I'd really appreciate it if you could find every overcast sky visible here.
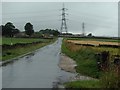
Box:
[1,2,118,36]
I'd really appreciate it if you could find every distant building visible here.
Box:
[42,34,54,38]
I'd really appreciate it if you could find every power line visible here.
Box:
[69,10,116,20]
[69,13,117,25]
[69,19,117,29]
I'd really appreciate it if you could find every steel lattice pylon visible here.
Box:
[60,3,68,34]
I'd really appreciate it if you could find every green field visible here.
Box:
[2,37,56,61]
[2,37,47,45]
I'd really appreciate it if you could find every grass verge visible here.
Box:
[62,39,101,78]
[65,80,100,88]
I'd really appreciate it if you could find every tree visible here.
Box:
[24,22,34,37]
[2,22,20,37]
[0,25,3,36]
[13,28,20,35]
[39,29,60,36]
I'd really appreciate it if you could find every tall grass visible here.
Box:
[100,71,120,88]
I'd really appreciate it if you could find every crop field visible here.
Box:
[2,37,49,45]
[67,40,119,46]
[67,38,120,42]
[66,39,119,61]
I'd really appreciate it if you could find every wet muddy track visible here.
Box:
[2,38,75,88]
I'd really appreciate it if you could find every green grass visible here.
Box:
[2,37,47,45]
[65,80,101,88]
[62,40,101,78]
[99,70,120,88]
[2,38,56,61]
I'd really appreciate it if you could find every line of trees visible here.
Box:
[1,22,34,37]
[0,22,60,38]
[39,29,60,36]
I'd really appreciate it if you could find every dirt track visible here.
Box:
[58,53,77,73]
[59,53,96,81]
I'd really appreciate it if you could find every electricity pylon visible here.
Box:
[60,3,68,34]
[82,22,85,36]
